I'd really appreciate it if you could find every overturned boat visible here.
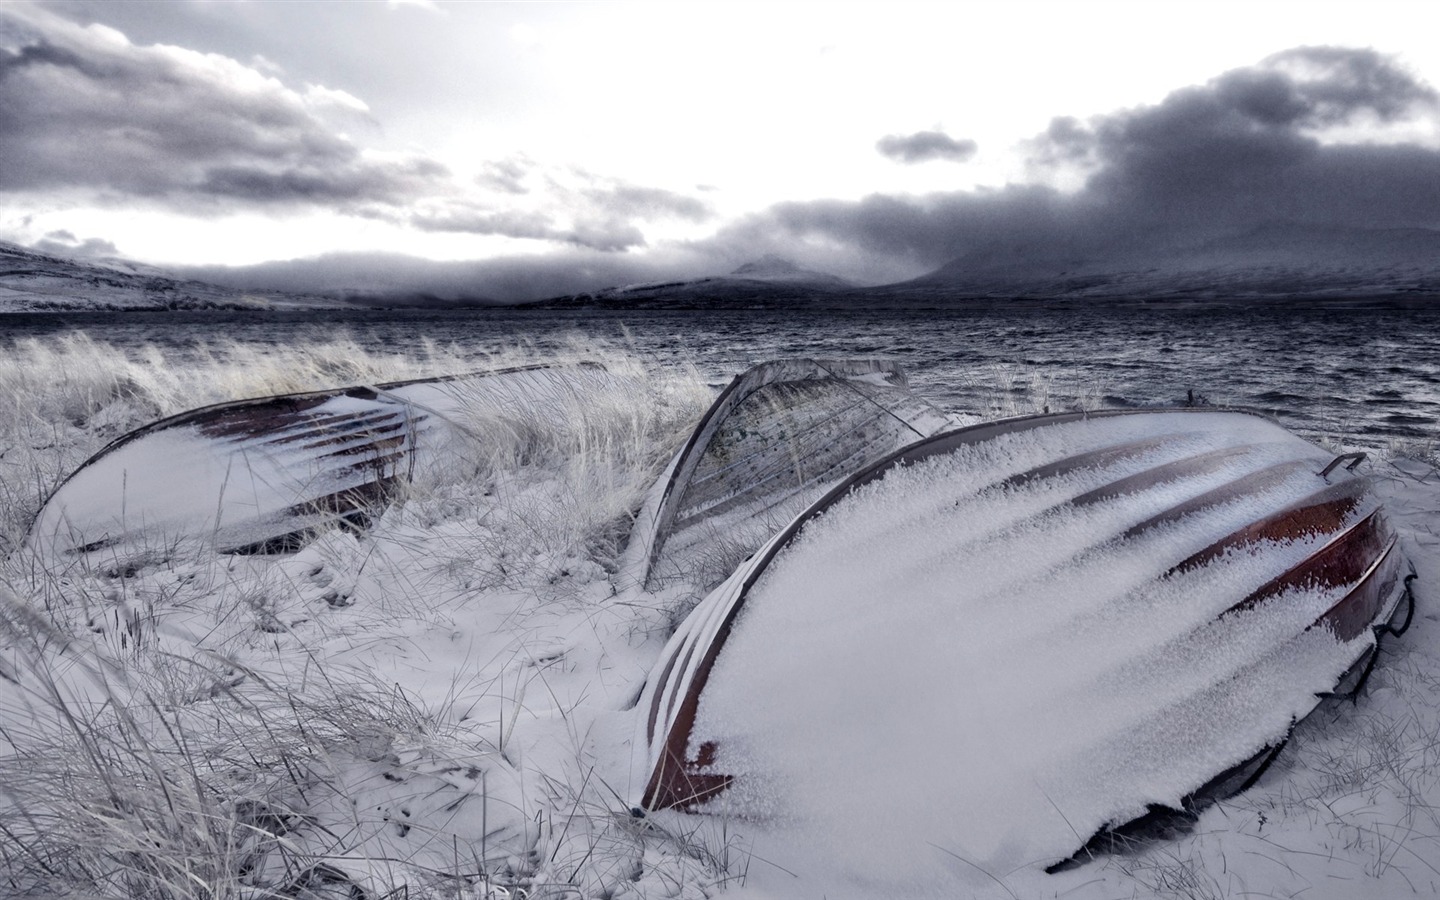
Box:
[26,363,617,568]
[622,358,953,591]
[631,408,1414,869]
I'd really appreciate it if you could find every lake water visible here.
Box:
[3,305,1438,452]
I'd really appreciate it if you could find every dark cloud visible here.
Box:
[0,36,91,78]
[412,172,711,251]
[1074,46,1440,233]
[719,47,1440,282]
[876,130,978,164]
[409,206,648,251]
[1256,46,1437,124]
[582,183,712,222]
[477,157,534,195]
[0,7,446,210]
[710,185,1078,285]
[1028,116,1095,168]
[0,7,702,256]
[410,209,558,241]
[32,229,118,258]
[198,159,446,204]
[564,218,646,252]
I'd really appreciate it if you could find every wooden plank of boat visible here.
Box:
[25,363,614,569]
[629,408,1412,869]
[621,358,953,591]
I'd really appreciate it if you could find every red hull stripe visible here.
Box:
[1222,509,1393,620]
[1168,478,1369,576]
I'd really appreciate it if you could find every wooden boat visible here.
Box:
[26,363,616,569]
[630,408,1414,866]
[621,358,952,591]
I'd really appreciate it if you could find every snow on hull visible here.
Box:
[631,409,1411,873]
[623,358,953,591]
[25,364,616,569]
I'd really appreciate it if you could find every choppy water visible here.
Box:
[3,305,1438,452]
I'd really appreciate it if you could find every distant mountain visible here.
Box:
[881,224,1440,305]
[537,255,855,309]
[727,254,852,286]
[539,228,1440,310]
[11,223,1436,315]
[0,241,354,313]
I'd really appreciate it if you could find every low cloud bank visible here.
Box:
[713,47,1440,284]
[183,247,715,305]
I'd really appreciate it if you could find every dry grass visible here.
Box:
[10,334,1431,900]
[0,585,448,899]
[0,335,724,899]
[0,332,482,552]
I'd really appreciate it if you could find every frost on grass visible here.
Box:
[0,332,479,552]
[1,335,1438,900]
[0,334,725,899]
[27,364,647,571]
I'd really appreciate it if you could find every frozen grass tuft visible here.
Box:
[0,584,461,900]
[0,334,723,899]
[395,357,712,588]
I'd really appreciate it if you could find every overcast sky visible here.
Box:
[2,0,1439,300]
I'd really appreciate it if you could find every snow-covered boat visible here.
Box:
[26,363,617,569]
[621,358,953,591]
[630,408,1415,867]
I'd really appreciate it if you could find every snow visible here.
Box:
[26,366,631,567]
[1,347,1438,900]
[632,359,960,593]
[647,413,1415,896]
[642,456,1438,898]
[0,240,347,312]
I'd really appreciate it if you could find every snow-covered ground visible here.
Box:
[0,240,350,312]
[0,335,1436,899]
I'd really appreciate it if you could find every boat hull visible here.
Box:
[26,364,616,568]
[630,408,1412,867]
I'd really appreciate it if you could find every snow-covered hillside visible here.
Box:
[535,228,1440,309]
[542,256,855,309]
[0,241,354,312]
[894,224,1440,304]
